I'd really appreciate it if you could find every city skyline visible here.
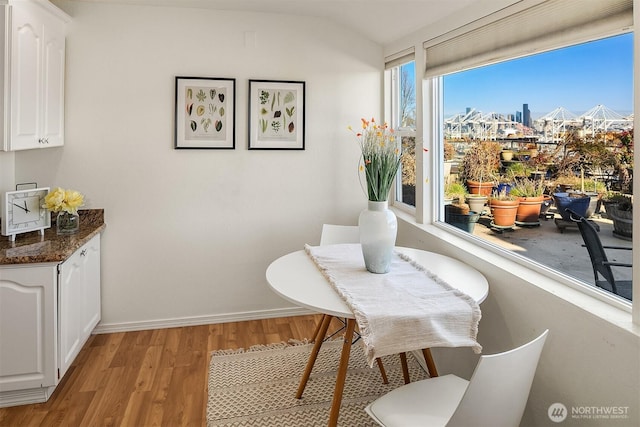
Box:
[443,32,633,119]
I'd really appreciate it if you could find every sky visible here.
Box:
[442,33,633,119]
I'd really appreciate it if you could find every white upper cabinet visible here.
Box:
[2,0,70,151]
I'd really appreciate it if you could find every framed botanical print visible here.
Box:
[175,77,235,149]
[248,80,305,150]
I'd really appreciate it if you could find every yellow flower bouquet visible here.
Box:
[350,118,401,202]
[43,187,85,214]
[44,187,84,235]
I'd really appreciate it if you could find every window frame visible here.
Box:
[386,62,418,212]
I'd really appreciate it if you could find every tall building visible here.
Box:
[516,111,522,123]
[523,103,531,127]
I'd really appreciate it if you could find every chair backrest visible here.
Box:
[566,209,619,293]
[320,224,359,245]
[447,330,549,427]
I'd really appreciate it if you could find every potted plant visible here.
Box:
[552,192,591,221]
[509,178,546,224]
[505,162,531,181]
[602,193,633,239]
[460,140,501,196]
[444,202,481,233]
[501,149,514,161]
[465,194,487,215]
[553,174,605,217]
[489,188,519,228]
[445,181,467,205]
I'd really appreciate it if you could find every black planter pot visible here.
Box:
[445,205,480,233]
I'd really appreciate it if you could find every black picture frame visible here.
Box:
[248,80,305,150]
[175,76,236,149]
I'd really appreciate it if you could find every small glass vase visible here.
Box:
[57,211,80,235]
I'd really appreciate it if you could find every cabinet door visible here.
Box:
[58,234,101,379]
[41,12,65,147]
[80,234,101,338]
[9,2,43,150]
[58,248,83,379]
[6,0,66,151]
[0,265,57,392]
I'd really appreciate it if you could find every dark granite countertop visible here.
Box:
[0,209,105,265]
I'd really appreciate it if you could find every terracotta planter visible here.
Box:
[466,180,495,196]
[515,195,544,223]
[489,199,519,227]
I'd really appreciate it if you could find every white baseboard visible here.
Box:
[92,307,313,334]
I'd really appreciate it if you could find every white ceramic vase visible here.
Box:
[358,200,397,274]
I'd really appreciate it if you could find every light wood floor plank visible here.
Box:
[0,314,325,426]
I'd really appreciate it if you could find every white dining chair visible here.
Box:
[316,223,361,344]
[319,223,360,245]
[365,329,549,427]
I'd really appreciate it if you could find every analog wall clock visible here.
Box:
[1,187,51,241]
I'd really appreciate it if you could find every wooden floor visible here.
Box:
[0,314,337,427]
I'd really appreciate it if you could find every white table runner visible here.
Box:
[305,243,482,366]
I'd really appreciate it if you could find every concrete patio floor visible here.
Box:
[470,208,633,287]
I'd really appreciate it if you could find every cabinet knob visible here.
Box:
[38,138,49,144]
[80,249,87,257]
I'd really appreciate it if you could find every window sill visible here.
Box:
[393,207,640,333]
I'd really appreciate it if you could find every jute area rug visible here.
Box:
[206,340,429,426]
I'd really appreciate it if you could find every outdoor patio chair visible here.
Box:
[365,330,549,427]
[567,209,632,301]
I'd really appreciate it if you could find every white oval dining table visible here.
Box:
[266,246,489,427]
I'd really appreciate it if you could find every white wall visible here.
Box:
[11,0,382,329]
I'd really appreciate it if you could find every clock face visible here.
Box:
[10,195,42,226]
[2,187,51,238]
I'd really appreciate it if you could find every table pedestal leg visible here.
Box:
[296,314,333,399]
[328,318,356,427]
[422,348,439,377]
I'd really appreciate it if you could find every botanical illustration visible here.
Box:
[184,85,228,141]
[256,88,297,141]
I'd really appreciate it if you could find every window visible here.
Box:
[382,0,636,307]
[436,33,633,301]
[387,61,417,207]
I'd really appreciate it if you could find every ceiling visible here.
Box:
[69,0,513,45]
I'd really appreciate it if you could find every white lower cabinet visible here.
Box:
[0,234,101,407]
[0,264,57,404]
[58,234,101,379]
